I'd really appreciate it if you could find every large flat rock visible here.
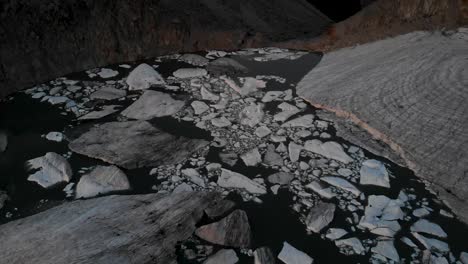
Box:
[0,191,221,264]
[297,29,468,222]
[69,121,209,169]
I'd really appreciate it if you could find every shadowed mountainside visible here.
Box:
[0,0,331,98]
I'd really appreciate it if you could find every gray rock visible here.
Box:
[126,63,165,90]
[121,90,185,120]
[305,202,335,233]
[359,159,390,188]
[0,192,221,264]
[78,105,120,120]
[304,140,353,164]
[267,172,294,185]
[207,58,248,75]
[0,131,7,152]
[410,219,447,238]
[204,249,238,264]
[26,152,72,188]
[218,169,267,195]
[90,86,126,100]
[75,165,130,199]
[69,121,208,169]
[173,68,207,79]
[254,247,276,264]
[195,209,252,248]
[179,54,209,66]
[278,242,313,264]
[240,148,262,166]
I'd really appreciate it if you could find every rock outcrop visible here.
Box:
[0,0,331,98]
[296,28,468,222]
[281,0,468,51]
[0,191,221,264]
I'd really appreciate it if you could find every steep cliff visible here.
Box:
[0,0,331,98]
[281,0,468,51]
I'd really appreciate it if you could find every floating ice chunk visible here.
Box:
[45,132,64,142]
[278,242,313,264]
[126,63,165,90]
[218,169,266,194]
[304,140,353,164]
[359,159,390,188]
[410,219,447,238]
[321,176,361,196]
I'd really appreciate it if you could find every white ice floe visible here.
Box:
[371,240,400,262]
[75,165,130,199]
[26,152,72,188]
[45,132,64,142]
[321,176,361,196]
[218,169,266,194]
[126,63,165,90]
[240,148,262,166]
[304,140,353,164]
[335,237,365,255]
[410,219,447,238]
[278,242,313,264]
[282,115,315,128]
[359,159,390,188]
[173,68,207,79]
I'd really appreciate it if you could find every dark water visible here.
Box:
[1,51,467,263]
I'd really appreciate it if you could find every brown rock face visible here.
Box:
[0,0,331,98]
[281,0,468,51]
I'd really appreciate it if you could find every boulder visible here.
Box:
[75,165,131,199]
[0,192,221,264]
[69,121,209,169]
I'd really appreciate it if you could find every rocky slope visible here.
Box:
[0,0,330,98]
[281,0,468,51]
